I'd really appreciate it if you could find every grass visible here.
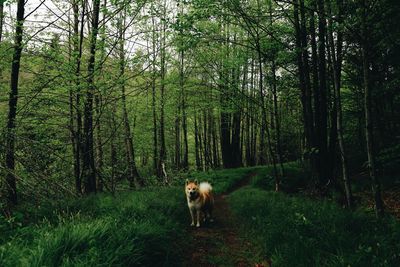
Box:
[1,163,399,266]
[250,161,309,192]
[186,167,256,193]
[227,163,400,267]
[0,167,251,267]
[0,188,188,267]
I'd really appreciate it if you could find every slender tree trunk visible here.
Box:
[219,23,233,168]
[331,0,352,207]
[327,44,338,188]
[327,0,351,202]
[4,0,25,207]
[269,2,284,177]
[257,46,267,165]
[0,1,3,81]
[110,107,117,194]
[0,1,4,43]
[271,59,284,178]
[70,0,86,194]
[94,0,108,192]
[362,1,384,217]
[246,58,256,166]
[194,113,201,170]
[298,0,314,149]
[309,2,320,182]
[82,0,101,194]
[94,92,103,191]
[317,0,329,185]
[174,107,181,169]
[198,114,205,170]
[119,10,142,188]
[294,0,315,180]
[151,11,158,172]
[157,0,167,181]
[181,49,189,170]
[67,5,78,196]
[211,114,219,168]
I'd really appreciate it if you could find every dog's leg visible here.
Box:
[208,208,214,223]
[209,211,214,223]
[196,210,201,227]
[190,208,195,226]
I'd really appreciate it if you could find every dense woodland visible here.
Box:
[0,0,400,214]
[1,0,400,266]
[1,0,400,216]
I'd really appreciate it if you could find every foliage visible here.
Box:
[0,188,188,266]
[187,167,255,193]
[229,187,400,267]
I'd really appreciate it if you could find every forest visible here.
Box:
[0,0,399,266]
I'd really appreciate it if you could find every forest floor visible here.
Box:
[183,172,268,267]
[357,185,400,219]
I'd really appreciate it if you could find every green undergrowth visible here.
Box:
[0,188,187,267]
[186,166,256,194]
[228,187,400,267]
[178,161,308,194]
[2,163,399,267]
[250,161,309,192]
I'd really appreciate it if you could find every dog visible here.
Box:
[185,179,214,227]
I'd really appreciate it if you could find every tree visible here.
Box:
[118,4,143,188]
[4,0,25,207]
[361,0,384,217]
[82,0,101,194]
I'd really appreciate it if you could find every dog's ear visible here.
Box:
[194,179,198,185]
[185,179,189,185]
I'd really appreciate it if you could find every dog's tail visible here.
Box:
[199,182,213,194]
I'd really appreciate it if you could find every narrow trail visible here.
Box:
[184,173,258,267]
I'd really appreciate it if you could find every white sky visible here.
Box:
[2,0,178,61]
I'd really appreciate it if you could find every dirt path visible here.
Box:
[184,173,258,267]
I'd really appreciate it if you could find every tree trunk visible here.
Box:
[294,0,315,181]
[362,1,384,217]
[334,0,352,208]
[70,0,86,194]
[82,0,101,194]
[309,2,320,183]
[94,0,107,192]
[327,0,352,205]
[157,0,167,180]
[118,12,142,188]
[109,107,117,194]
[317,0,329,186]
[194,113,202,170]
[0,1,4,43]
[181,49,189,170]
[151,11,158,173]
[94,94,103,191]
[4,0,25,207]
[174,108,181,169]
[257,47,267,165]
[271,59,285,178]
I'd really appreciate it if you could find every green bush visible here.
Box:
[0,188,188,267]
[187,167,255,193]
[228,187,400,267]
[250,162,310,192]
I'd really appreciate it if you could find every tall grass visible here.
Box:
[187,167,256,193]
[229,187,400,266]
[0,188,188,266]
[2,163,399,266]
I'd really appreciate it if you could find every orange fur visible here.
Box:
[185,180,214,227]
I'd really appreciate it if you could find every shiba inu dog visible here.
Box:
[185,179,214,227]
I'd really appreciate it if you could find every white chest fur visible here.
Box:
[187,197,201,210]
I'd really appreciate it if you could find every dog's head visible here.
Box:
[185,179,199,200]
